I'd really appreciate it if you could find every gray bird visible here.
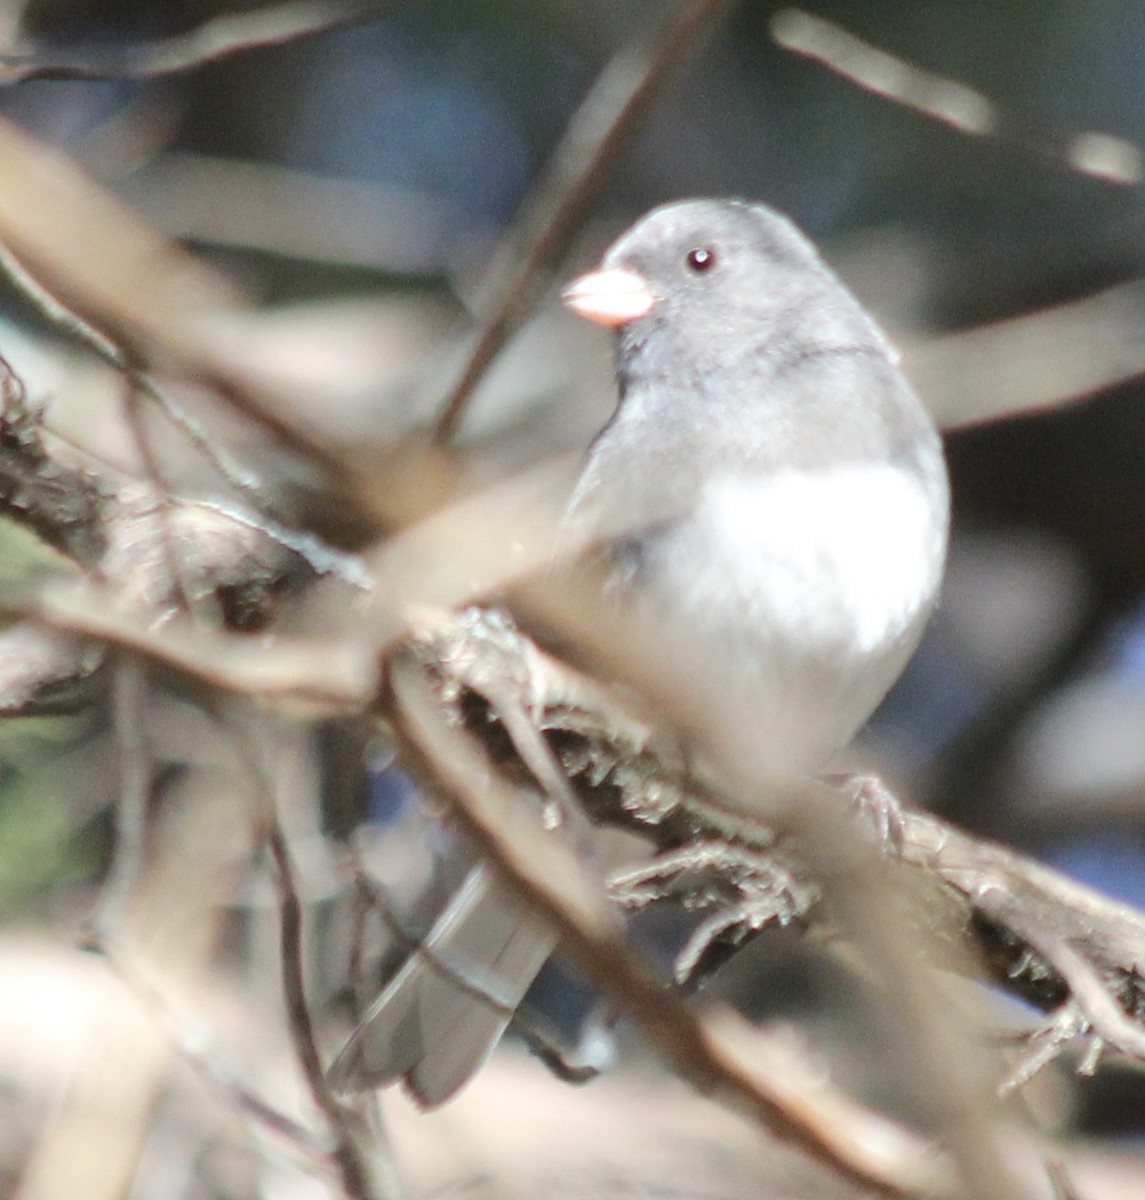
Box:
[327,198,949,1105]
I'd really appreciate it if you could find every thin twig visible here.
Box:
[0,242,273,507]
[90,653,153,938]
[353,870,524,1017]
[1046,1159,1085,1200]
[431,0,737,443]
[350,843,584,1086]
[999,1006,1085,1097]
[118,376,196,618]
[976,886,1145,1064]
[0,242,123,361]
[0,0,402,83]
[94,938,331,1157]
[233,711,388,1200]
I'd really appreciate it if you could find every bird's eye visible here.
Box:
[686,246,716,272]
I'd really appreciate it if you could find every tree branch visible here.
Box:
[431,0,737,443]
[0,0,402,83]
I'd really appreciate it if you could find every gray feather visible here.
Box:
[327,865,556,1106]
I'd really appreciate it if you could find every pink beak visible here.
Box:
[562,266,657,328]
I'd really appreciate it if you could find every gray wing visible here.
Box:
[326,864,556,1107]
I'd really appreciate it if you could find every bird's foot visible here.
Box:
[828,771,909,855]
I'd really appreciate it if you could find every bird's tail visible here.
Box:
[327,864,556,1107]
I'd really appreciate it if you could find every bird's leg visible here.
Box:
[608,841,775,910]
[609,841,817,990]
[826,771,910,853]
[997,1002,1087,1098]
[672,902,776,991]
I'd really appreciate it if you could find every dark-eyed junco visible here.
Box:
[562,199,948,781]
[328,198,949,1105]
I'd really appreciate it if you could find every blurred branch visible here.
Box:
[0,354,377,709]
[388,644,954,1200]
[96,941,331,1157]
[0,114,241,356]
[236,713,392,1200]
[398,609,1145,1107]
[16,752,255,1200]
[0,0,402,83]
[119,153,493,277]
[431,0,737,443]
[0,242,272,505]
[772,8,1144,186]
[907,278,1145,428]
[90,655,154,937]
[32,578,377,708]
[0,619,104,714]
[0,115,367,495]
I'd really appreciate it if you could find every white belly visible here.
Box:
[627,464,947,777]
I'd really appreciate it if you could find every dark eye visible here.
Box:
[686,246,716,272]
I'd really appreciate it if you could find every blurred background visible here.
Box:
[4,0,1145,1196]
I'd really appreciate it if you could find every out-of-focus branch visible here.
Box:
[0,244,272,506]
[0,0,402,83]
[905,278,1145,428]
[90,655,154,937]
[772,9,1144,185]
[0,619,104,714]
[96,941,331,1157]
[0,354,107,566]
[16,748,256,1200]
[31,579,377,709]
[235,713,392,1200]
[388,646,955,1200]
[119,153,492,277]
[401,608,1145,1097]
[0,115,241,360]
[0,355,377,712]
[0,115,365,492]
[431,0,737,443]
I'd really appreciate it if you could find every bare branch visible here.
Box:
[0,352,107,566]
[0,117,362,492]
[94,939,331,1159]
[0,619,104,714]
[121,153,492,276]
[431,0,737,443]
[0,243,297,509]
[0,0,402,83]
[90,654,154,938]
[407,607,1145,1096]
[118,378,197,618]
[31,577,377,708]
[772,9,1144,185]
[907,278,1145,429]
[234,711,393,1200]
[388,647,954,1200]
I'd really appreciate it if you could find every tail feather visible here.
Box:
[327,865,556,1107]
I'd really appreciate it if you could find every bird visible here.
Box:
[560,199,949,783]
[326,198,950,1106]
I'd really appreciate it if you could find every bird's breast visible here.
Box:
[618,461,948,769]
[681,463,947,657]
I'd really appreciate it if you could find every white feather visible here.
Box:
[631,463,946,775]
[696,464,945,656]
